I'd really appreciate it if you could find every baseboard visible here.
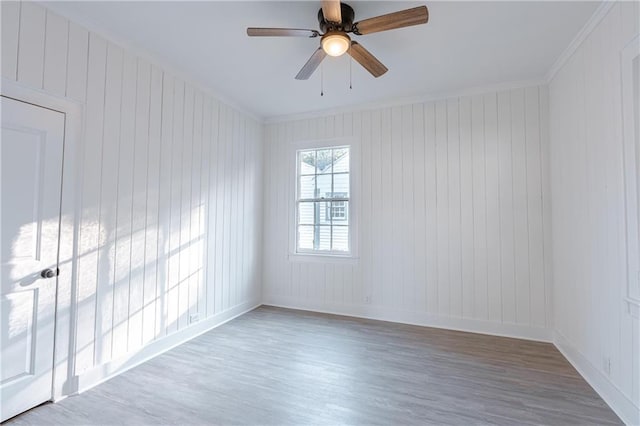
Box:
[553,330,639,426]
[74,300,261,395]
[263,296,552,342]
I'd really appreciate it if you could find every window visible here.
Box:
[296,146,350,254]
[326,193,347,221]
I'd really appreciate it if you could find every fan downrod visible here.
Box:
[318,2,355,33]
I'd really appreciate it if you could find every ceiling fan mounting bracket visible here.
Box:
[318,2,355,33]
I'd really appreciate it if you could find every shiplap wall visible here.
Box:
[1,1,262,383]
[263,85,552,338]
[549,2,639,422]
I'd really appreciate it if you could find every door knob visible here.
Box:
[41,268,58,279]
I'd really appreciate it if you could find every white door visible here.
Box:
[0,96,65,422]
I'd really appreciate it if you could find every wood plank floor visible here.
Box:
[9,306,621,425]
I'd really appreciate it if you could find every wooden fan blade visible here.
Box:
[295,47,327,80]
[247,28,319,37]
[354,6,428,35]
[321,0,342,23]
[348,41,388,78]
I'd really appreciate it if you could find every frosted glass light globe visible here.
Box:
[322,32,350,57]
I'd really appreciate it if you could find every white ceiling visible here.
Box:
[45,1,599,119]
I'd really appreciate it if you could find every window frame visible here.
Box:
[288,137,359,263]
[326,194,348,221]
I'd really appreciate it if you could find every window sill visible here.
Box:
[288,253,359,265]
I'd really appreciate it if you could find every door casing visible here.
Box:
[1,78,84,402]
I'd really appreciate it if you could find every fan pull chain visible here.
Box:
[349,44,353,90]
[320,62,324,96]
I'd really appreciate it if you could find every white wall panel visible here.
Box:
[142,65,164,345]
[471,95,488,320]
[1,1,20,80]
[112,51,137,360]
[446,100,461,318]
[17,2,46,88]
[497,91,517,324]
[1,1,263,390]
[263,85,551,336]
[42,10,68,96]
[424,104,438,315]
[75,32,107,373]
[549,3,639,423]
[65,22,88,102]
[484,93,501,323]
[459,97,474,319]
[156,73,175,340]
[511,88,529,325]
[94,42,123,366]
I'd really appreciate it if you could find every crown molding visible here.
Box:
[264,78,546,124]
[545,0,616,84]
[40,0,615,126]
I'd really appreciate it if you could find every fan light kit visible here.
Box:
[321,31,351,57]
[247,0,429,88]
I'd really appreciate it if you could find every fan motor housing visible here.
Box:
[318,2,355,33]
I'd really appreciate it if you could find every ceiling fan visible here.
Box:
[247,1,429,80]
